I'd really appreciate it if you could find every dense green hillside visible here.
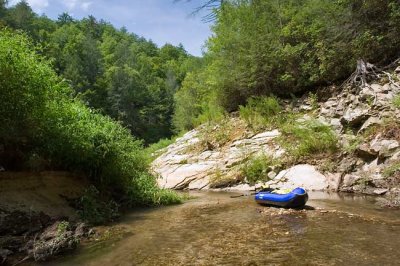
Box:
[0,29,180,205]
[1,0,399,204]
[173,0,400,132]
[0,0,201,143]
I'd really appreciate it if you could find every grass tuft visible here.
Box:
[279,119,338,160]
[241,154,280,185]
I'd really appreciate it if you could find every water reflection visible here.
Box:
[47,191,400,266]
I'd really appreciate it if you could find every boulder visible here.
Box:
[370,84,384,93]
[267,164,330,191]
[251,130,280,140]
[360,86,375,97]
[356,143,377,160]
[359,117,381,133]
[152,125,283,190]
[0,249,12,264]
[337,157,358,173]
[373,188,389,195]
[340,107,370,127]
[370,139,400,158]
[188,176,210,190]
[325,173,342,191]
[342,174,361,187]
[157,163,217,189]
[223,183,256,191]
[329,118,343,132]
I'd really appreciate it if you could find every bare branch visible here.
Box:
[174,0,223,22]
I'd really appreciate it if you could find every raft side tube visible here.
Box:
[254,187,308,208]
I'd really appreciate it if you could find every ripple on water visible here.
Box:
[48,192,400,266]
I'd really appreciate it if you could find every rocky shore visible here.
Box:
[0,172,91,265]
[152,66,400,207]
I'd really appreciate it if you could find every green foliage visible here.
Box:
[78,186,119,225]
[144,137,176,162]
[309,93,319,110]
[57,221,70,236]
[239,96,282,131]
[280,119,338,160]
[1,4,198,144]
[182,0,400,114]
[241,154,278,185]
[393,95,400,108]
[342,134,363,154]
[383,161,400,178]
[172,64,226,133]
[0,30,181,208]
[126,172,183,206]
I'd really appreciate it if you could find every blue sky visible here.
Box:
[8,0,213,56]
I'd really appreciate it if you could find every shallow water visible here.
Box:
[46,192,400,266]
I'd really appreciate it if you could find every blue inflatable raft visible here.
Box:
[255,187,308,208]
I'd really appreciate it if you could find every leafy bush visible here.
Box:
[393,95,400,108]
[78,186,119,225]
[383,161,400,178]
[0,29,181,207]
[239,96,283,131]
[280,119,338,160]
[241,154,279,185]
[198,118,238,149]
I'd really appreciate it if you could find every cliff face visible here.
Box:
[152,66,400,206]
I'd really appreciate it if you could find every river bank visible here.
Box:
[43,191,400,266]
[0,172,92,265]
[152,68,400,207]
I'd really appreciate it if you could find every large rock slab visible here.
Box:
[266,164,334,191]
[340,107,370,127]
[370,139,400,158]
[157,163,217,189]
[152,128,282,190]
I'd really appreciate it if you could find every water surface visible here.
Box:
[47,192,400,266]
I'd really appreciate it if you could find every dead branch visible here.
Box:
[341,58,400,90]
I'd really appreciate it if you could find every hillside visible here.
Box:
[152,65,400,207]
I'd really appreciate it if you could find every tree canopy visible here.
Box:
[0,3,197,143]
[172,0,400,132]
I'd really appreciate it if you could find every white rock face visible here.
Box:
[152,77,400,194]
[152,128,283,190]
[265,164,336,191]
[370,139,400,158]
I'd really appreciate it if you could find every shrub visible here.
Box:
[144,138,176,162]
[78,186,119,225]
[392,95,400,108]
[239,96,283,131]
[280,119,338,160]
[383,161,400,178]
[241,154,279,185]
[0,29,181,207]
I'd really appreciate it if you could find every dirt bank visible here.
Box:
[0,172,90,265]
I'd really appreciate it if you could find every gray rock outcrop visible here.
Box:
[152,68,400,200]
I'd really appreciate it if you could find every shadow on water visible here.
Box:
[44,191,400,266]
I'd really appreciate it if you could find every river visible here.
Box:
[45,191,400,266]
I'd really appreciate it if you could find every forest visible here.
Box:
[1,0,400,205]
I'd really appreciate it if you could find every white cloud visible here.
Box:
[9,0,49,13]
[60,0,92,12]
[81,1,93,12]
[61,0,78,10]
